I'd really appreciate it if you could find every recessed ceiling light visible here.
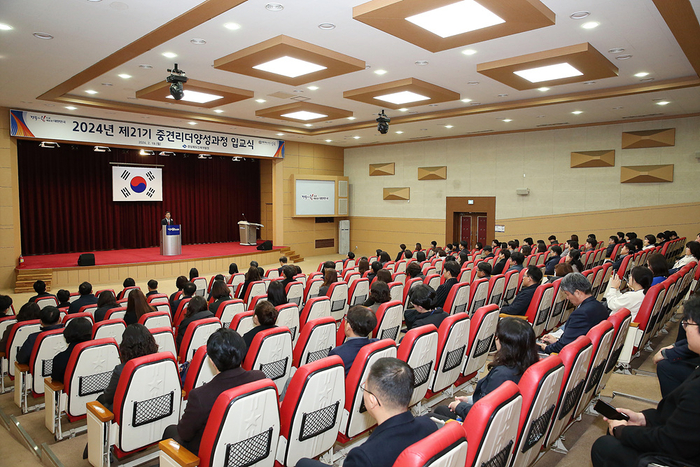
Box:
[33,32,54,40]
[255,99,267,103]
[162,52,177,58]
[395,131,404,134]
[190,38,207,45]
[514,62,583,83]
[65,106,77,110]
[85,90,98,95]
[612,106,624,110]
[347,117,356,120]
[640,77,655,82]
[253,56,326,78]
[616,54,633,60]
[406,0,505,39]
[265,3,284,11]
[608,47,625,54]
[325,139,332,142]
[581,21,599,29]
[0,24,13,31]
[462,49,477,56]
[374,91,430,105]
[398,108,409,112]
[415,60,429,66]
[165,90,223,104]
[583,81,597,85]
[445,125,454,129]
[467,81,479,85]
[498,93,508,97]
[470,102,481,105]
[118,73,132,79]
[537,87,550,92]
[353,136,361,139]
[281,110,328,120]
[656,100,670,106]
[570,11,590,20]
[502,118,512,122]
[224,22,241,30]
[374,69,387,75]
[101,82,112,86]
[307,85,319,91]
[213,109,224,113]
[428,103,439,107]
[139,64,152,69]
[318,23,335,30]
[634,72,649,78]
[461,98,472,103]
[277,133,285,136]
[188,121,197,125]
[572,110,583,114]
[304,124,313,127]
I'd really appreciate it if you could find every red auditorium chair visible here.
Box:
[403,277,423,310]
[617,283,666,369]
[78,303,98,316]
[337,339,396,443]
[172,298,192,327]
[146,293,169,306]
[458,264,473,283]
[285,280,304,307]
[243,326,293,392]
[213,299,245,329]
[117,286,140,301]
[265,268,281,279]
[159,379,279,467]
[87,352,181,466]
[384,261,396,274]
[395,259,407,273]
[348,277,370,307]
[467,278,490,316]
[294,273,308,288]
[522,282,555,338]
[277,356,346,467]
[94,289,116,300]
[456,305,499,389]
[92,319,126,345]
[276,303,300,342]
[615,254,634,281]
[63,311,94,326]
[327,281,349,321]
[139,310,172,330]
[182,345,216,401]
[68,292,80,303]
[16,328,66,413]
[247,294,268,310]
[392,420,467,467]
[463,381,522,467]
[300,297,331,330]
[502,269,521,305]
[372,300,403,342]
[2,319,41,384]
[149,327,177,359]
[443,282,470,316]
[178,317,222,363]
[388,281,404,304]
[487,274,506,306]
[424,273,441,291]
[243,281,267,309]
[573,320,614,420]
[392,271,407,286]
[510,356,565,467]
[397,325,438,408]
[343,270,360,286]
[226,272,245,292]
[292,316,336,370]
[303,275,324,303]
[422,264,437,277]
[229,310,255,336]
[46,338,121,440]
[432,257,445,274]
[152,302,172,315]
[546,278,569,332]
[191,277,207,297]
[597,308,632,394]
[35,295,59,309]
[424,313,470,400]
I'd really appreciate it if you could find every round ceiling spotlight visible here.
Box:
[265,3,284,11]
[190,38,206,45]
[570,11,590,20]
[139,64,153,69]
[33,32,54,40]
[415,60,429,66]
[608,47,625,54]
[615,54,633,60]
[318,23,335,30]
[467,81,479,85]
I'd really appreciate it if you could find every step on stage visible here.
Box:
[15,241,287,292]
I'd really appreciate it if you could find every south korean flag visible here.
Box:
[112,166,163,202]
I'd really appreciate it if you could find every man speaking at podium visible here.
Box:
[161,211,174,226]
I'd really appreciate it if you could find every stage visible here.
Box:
[15,242,293,293]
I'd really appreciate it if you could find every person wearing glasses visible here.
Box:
[298,358,437,467]
[591,295,700,467]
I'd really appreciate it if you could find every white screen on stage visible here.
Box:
[295,179,335,216]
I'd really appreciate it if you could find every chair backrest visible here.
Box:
[510,356,565,467]
[229,311,255,336]
[6,320,41,377]
[524,283,555,338]
[112,352,181,455]
[29,328,67,394]
[191,277,207,297]
[348,278,370,307]
[247,294,268,311]
[68,292,80,303]
[92,319,127,345]
[119,286,141,300]
[428,313,470,395]
[300,296,331,329]
[424,274,441,290]
[403,277,424,310]
[276,303,300,342]
[444,282,470,316]
[574,320,614,418]
[146,293,169,305]
[63,311,94,326]
[327,281,349,321]
[598,309,632,394]
[487,274,506,307]
[198,379,280,467]
[461,305,499,380]
[464,381,522,467]
[397,324,439,407]
[303,277,323,303]
[344,271,360,287]
[213,299,245,329]
[285,281,304,307]
[372,300,404,342]
[468,278,490,316]
[244,281,267,308]
[36,296,59,309]
[139,311,172,330]
[64,338,121,419]
[243,327,294,392]
[392,271,407,286]
[0,317,17,347]
[293,316,336,369]
[182,345,217,399]
[388,281,404,303]
[149,327,177,359]
[392,421,467,467]
[503,270,521,304]
[266,268,280,279]
[339,339,397,441]
[178,317,222,363]
[278,356,345,467]
[546,279,568,332]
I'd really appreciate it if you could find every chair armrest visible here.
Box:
[499,313,528,320]
[630,322,640,328]
[87,401,114,422]
[159,439,200,467]
[44,378,64,392]
[15,362,29,373]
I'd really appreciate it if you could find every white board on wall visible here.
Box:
[295,179,336,216]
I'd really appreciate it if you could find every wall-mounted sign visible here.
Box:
[495,225,506,233]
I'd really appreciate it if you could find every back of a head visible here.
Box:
[348,251,356,260]
[323,268,338,286]
[123,277,136,288]
[416,251,426,262]
[266,281,286,306]
[521,245,532,256]
[511,252,524,265]
[647,253,669,277]
[56,289,70,304]
[183,282,197,297]
[548,235,557,242]
[246,266,261,282]
[78,281,92,296]
[537,243,547,253]
[399,243,406,251]
[371,261,382,273]
[282,265,295,281]
[404,250,413,259]
[501,249,511,259]
[189,268,199,280]
[229,262,239,274]
[415,242,422,250]
[323,260,335,272]
[551,245,562,256]
[411,284,435,310]
[279,256,288,264]
[406,262,422,278]
[34,280,47,294]
[17,302,40,321]
[185,295,208,319]
[120,323,159,362]
[254,300,278,325]
[508,241,518,250]
[0,294,12,314]
[207,328,246,372]
[358,259,370,274]
[175,275,188,291]
[437,249,447,257]
[211,280,230,300]
[626,232,637,240]
[347,305,377,337]
[443,260,460,278]
[379,251,391,263]
[64,317,93,344]
[250,260,259,268]
[561,272,592,295]
[369,281,391,303]
[570,234,579,242]
[367,357,414,411]
[40,306,60,325]
[477,262,492,276]
[524,237,534,246]
[127,289,152,319]
[527,265,543,284]
[376,269,392,283]
[631,266,654,293]
[554,263,573,277]
[147,279,158,290]
[493,317,539,374]
[97,290,117,308]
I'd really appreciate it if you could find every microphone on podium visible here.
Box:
[242,213,248,222]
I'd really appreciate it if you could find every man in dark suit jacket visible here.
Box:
[161,211,174,226]
[68,281,98,314]
[501,266,542,316]
[506,251,525,273]
[298,358,437,467]
[539,272,609,354]
[433,260,460,309]
[545,246,562,275]
[330,305,378,375]
[163,328,266,455]
[17,306,63,365]
[28,280,56,304]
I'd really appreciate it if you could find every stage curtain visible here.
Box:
[17,140,261,255]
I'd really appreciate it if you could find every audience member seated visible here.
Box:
[17,305,62,365]
[521,244,532,256]
[537,242,548,253]
[189,267,199,281]
[266,280,287,307]
[404,284,448,331]
[145,279,159,297]
[545,245,562,275]
[500,266,543,316]
[163,328,266,455]
[492,249,511,276]
[415,250,426,262]
[51,317,92,383]
[172,281,196,315]
[604,266,653,318]
[539,273,609,354]
[367,261,382,282]
[612,243,634,273]
[28,280,56,304]
[94,290,119,322]
[646,253,669,286]
[298,357,437,467]
[379,251,391,266]
[433,261,460,309]
[330,306,378,376]
[478,245,495,260]
[0,302,39,349]
[458,249,469,266]
[170,275,188,306]
[208,280,232,315]
[427,240,439,258]
[177,296,215,350]
[358,258,370,278]
[549,235,558,245]
[583,237,597,252]
[375,269,392,284]
[491,239,500,250]
[0,294,13,317]
[116,277,136,300]
[363,281,391,312]
[68,281,98,314]
[56,289,70,309]
[406,261,424,280]
[547,263,574,283]
[97,323,158,412]
[591,296,700,467]
[653,333,700,398]
[507,252,525,272]
[242,300,278,354]
[670,241,700,272]
[123,289,155,326]
[566,249,585,273]
[281,265,296,288]
[319,269,338,297]
[278,255,288,275]
[238,266,262,299]
[206,274,225,301]
[562,239,579,258]
[395,244,407,262]
[605,236,618,258]
[642,234,656,250]
[475,262,492,279]
[228,262,239,275]
[432,317,539,421]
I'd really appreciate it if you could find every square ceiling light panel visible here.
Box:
[256,102,353,123]
[477,42,619,90]
[353,0,555,53]
[214,35,365,86]
[344,78,460,110]
[135,79,254,108]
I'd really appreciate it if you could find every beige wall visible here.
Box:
[0,108,21,290]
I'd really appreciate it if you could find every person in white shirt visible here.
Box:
[642,234,657,250]
[605,266,654,319]
[671,241,700,271]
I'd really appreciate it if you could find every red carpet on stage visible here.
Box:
[19,242,282,269]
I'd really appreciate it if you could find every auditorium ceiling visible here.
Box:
[1,0,699,148]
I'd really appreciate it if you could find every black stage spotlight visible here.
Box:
[376,110,390,134]
[166,63,188,100]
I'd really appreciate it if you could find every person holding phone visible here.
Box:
[591,295,700,467]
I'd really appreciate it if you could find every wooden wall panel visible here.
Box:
[621,164,674,183]
[370,163,395,176]
[383,187,410,200]
[418,166,447,180]
[621,128,675,149]
[570,150,615,168]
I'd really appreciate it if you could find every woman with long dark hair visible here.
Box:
[209,280,231,315]
[177,295,214,350]
[566,249,585,273]
[123,289,154,325]
[238,266,262,299]
[363,281,391,312]
[647,252,669,286]
[319,268,338,297]
[94,290,119,322]
[266,280,287,307]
